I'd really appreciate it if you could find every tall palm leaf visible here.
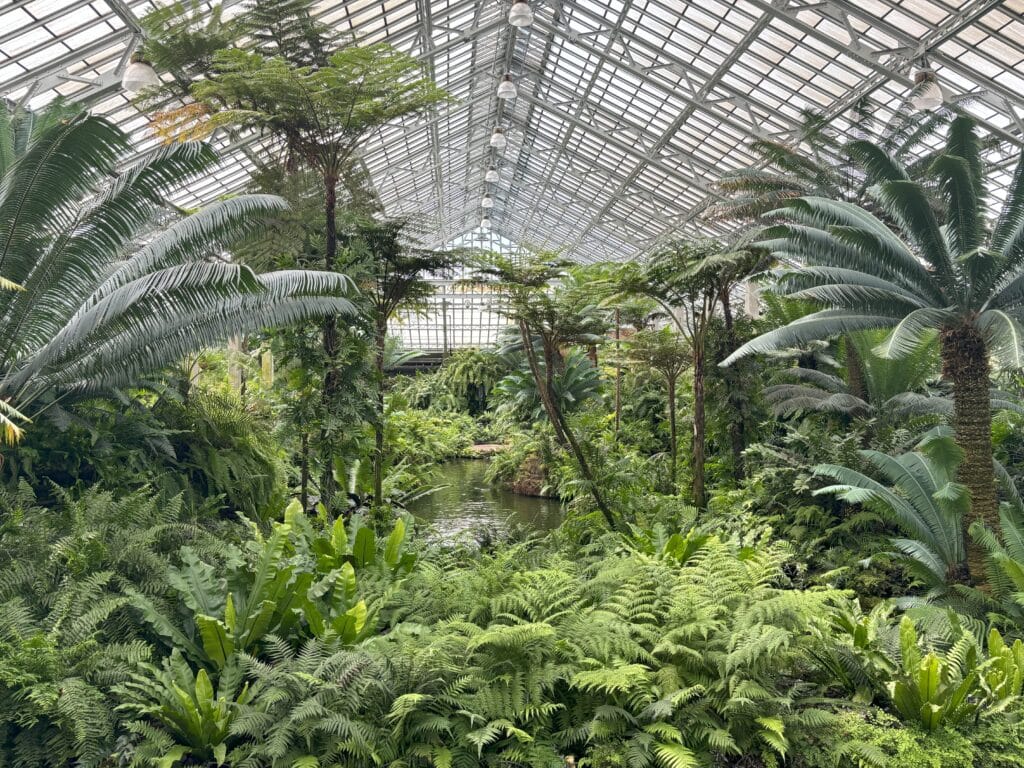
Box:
[724,116,1024,582]
[0,105,355,433]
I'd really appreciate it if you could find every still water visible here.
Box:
[408,458,562,542]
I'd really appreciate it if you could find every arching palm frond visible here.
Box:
[726,116,1024,574]
[0,105,357,431]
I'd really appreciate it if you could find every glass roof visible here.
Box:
[3,0,1023,348]
[4,0,1023,263]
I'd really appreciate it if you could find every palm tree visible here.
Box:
[473,254,615,527]
[0,105,354,438]
[724,116,1024,581]
[623,327,690,491]
[618,240,766,507]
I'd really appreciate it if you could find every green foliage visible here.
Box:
[494,348,603,426]
[0,104,355,444]
[115,650,250,767]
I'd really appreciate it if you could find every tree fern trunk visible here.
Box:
[941,323,996,585]
[720,294,745,479]
[373,315,386,518]
[692,345,707,509]
[668,375,677,493]
[320,172,340,514]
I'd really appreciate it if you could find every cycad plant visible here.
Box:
[0,105,354,438]
[725,115,1024,580]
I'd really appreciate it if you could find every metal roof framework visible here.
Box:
[2,0,1023,349]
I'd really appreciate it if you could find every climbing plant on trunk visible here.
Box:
[724,115,1024,583]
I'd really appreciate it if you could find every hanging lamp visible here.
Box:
[481,217,492,230]
[122,52,160,92]
[490,128,507,150]
[509,1,534,27]
[497,74,518,99]
[910,66,943,112]
[481,194,494,208]
[485,166,500,183]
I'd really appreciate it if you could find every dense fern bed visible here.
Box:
[2,487,1022,767]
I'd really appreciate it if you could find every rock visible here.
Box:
[508,454,555,498]
[468,443,508,457]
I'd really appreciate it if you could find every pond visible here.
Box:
[408,458,562,543]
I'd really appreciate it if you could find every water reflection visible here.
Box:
[408,459,562,543]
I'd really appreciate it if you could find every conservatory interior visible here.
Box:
[2,0,1024,765]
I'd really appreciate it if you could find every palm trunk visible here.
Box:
[941,324,996,584]
[692,344,707,509]
[720,294,745,479]
[300,432,310,512]
[373,315,387,517]
[614,308,622,441]
[320,172,341,514]
[667,375,677,493]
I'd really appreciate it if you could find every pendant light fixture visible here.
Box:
[509,1,534,27]
[481,217,492,231]
[496,74,518,99]
[490,128,507,150]
[485,166,500,183]
[122,52,160,93]
[481,194,494,209]
[910,65,943,112]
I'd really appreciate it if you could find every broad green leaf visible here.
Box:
[353,526,375,568]
[384,518,406,567]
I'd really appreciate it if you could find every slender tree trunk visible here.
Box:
[614,308,622,441]
[692,344,707,509]
[667,375,677,493]
[320,172,341,513]
[941,324,996,584]
[720,294,745,479]
[373,315,387,516]
[519,322,568,446]
[300,432,310,512]
[518,322,615,528]
[845,336,868,403]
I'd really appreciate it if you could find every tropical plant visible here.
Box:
[493,348,603,426]
[617,241,768,507]
[343,219,461,514]
[711,104,956,223]
[622,327,690,489]
[725,115,1024,581]
[437,347,508,414]
[473,254,614,526]
[0,484,232,767]
[148,1,447,512]
[115,649,250,767]
[230,640,384,767]
[0,105,355,445]
[813,432,972,589]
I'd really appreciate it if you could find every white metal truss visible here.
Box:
[2,0,1023,348]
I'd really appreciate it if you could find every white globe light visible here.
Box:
[490,128,507,150]
[481,217,492,230]
[910,68,943,112]
[509,1,534,27]
[497,74,518,99]
[481,195,494,209]
[122,56,160,93]
[485,167,500,183]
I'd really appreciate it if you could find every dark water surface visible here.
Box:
[408,458,561,542]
